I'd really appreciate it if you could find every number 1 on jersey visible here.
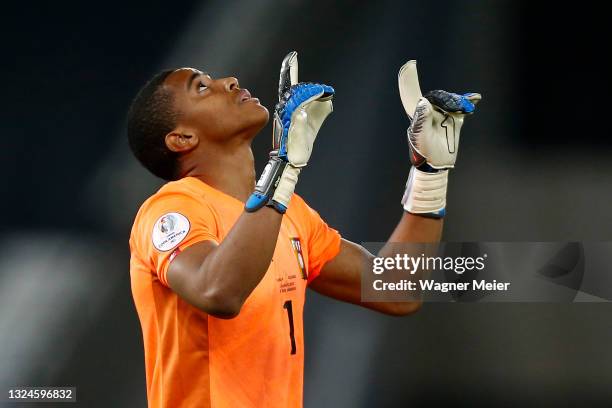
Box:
[283,300,297,355]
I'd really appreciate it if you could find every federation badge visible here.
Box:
[152,212,190,252]
[290,237,307,279]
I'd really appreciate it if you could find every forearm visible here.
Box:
[365,212,441,314]
[385,211,443,246]
[311,237,425,317]
[199,207,282,310]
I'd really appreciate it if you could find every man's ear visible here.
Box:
[165,130,199,153]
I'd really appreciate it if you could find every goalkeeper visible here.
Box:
[128,51,481,408]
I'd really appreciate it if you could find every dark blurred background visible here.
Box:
[2,1,611,406]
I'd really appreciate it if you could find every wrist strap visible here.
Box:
[401,167,448,217]
[245,157,301,214]
[245,155,287,213]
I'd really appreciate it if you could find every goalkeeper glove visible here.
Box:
[245,51,334,214]
[398,60,481,217]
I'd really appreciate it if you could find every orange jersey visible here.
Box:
[129,177,341,408]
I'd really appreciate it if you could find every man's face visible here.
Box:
[164,68,269,142]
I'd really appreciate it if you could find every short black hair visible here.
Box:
[127,69,180,181]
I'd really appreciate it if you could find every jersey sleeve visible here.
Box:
[291,196,342,284]
[137,192,219,287]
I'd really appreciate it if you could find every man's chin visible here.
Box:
[253,104,270,128]
[257,103,270,118]
[239,106,269,140]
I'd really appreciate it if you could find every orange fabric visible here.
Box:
[129,177,341,408]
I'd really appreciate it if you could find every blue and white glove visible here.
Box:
[398,60,481,217]
[245,51,334,214]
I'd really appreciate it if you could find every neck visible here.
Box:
[181,139,256,203]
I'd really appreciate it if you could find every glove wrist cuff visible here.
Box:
[271,165,301,211]
[245,156,286,213]
[402,167,448,217]
[244,157,300,214]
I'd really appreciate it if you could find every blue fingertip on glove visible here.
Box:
[425,90,476,114]
[460,93,477,113]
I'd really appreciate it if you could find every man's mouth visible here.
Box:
[239,89,259,103]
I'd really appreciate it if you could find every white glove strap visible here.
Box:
[272,165,301,209]
[402,167,448,214]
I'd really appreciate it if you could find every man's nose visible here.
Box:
[220,77,239,92]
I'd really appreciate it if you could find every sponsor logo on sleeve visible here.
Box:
[152,212,190,252]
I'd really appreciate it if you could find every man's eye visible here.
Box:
[198,82,208,92]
